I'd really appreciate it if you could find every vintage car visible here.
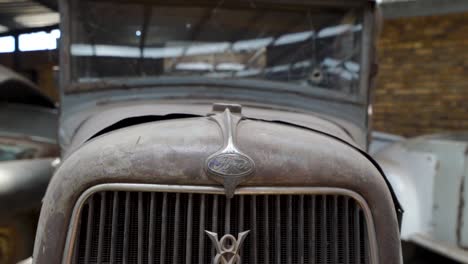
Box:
[375,133,468,264]
[32,0,402,263]
[0,65,58,264]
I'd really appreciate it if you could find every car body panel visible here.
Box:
[61,100,362,156]
[0,158,56,216]
[375,134,468,262]
[0,66,58,264]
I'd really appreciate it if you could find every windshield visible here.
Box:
[68,1,365,99]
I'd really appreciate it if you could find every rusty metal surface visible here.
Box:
[61,101,364,156]
[33,116,401,263]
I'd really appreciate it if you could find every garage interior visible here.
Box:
[1,0,467,137]
[0,1,467,264]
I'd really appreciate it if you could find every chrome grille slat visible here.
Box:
[73,191,372,264]
[159,193,167,263]
[225,198,231,234]
[110,192,118,263]
[309,196,316,264]
[250,196,258,264]
[287,195,293,264]
[298,195,304,264]
[137,193,143,264]
[239,195,244,233]
[172,193,181,264]
[97,193,106,264]
[198,194,205,264]
[185,193,193,264]
[123,192,130,264]
[211,195,218,262]
[275,195,281,264]
[344,197,349,264]
[238,195,245,264]
[332,196,338,264]
[263,196,269,264]
[321,196,327,264]
[148,193,155,264]
[84,195,94,264]
[355,206,361,264]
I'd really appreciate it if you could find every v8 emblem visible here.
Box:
[205,230,250,264]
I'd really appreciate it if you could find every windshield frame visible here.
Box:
[60,0,376,106]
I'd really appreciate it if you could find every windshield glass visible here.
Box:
[69,1,364,98]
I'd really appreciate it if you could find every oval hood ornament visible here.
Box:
[205,104,255,198]
[207,153,254,177]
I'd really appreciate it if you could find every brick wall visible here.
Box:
[373,12,468,137]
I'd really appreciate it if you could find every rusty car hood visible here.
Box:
[35,112,400,263]
[61,101,366,157]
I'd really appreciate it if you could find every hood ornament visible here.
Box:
[206,104,255,198]
[205,230,250,264]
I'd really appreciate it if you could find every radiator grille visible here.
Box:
[72,191,371,264]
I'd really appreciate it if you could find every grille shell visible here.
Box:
[69,186,374,264]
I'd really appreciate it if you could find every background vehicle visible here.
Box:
[375,133,468,264]
[33,0,402,263]
[0,65,58,264]
[369,132,405,155]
